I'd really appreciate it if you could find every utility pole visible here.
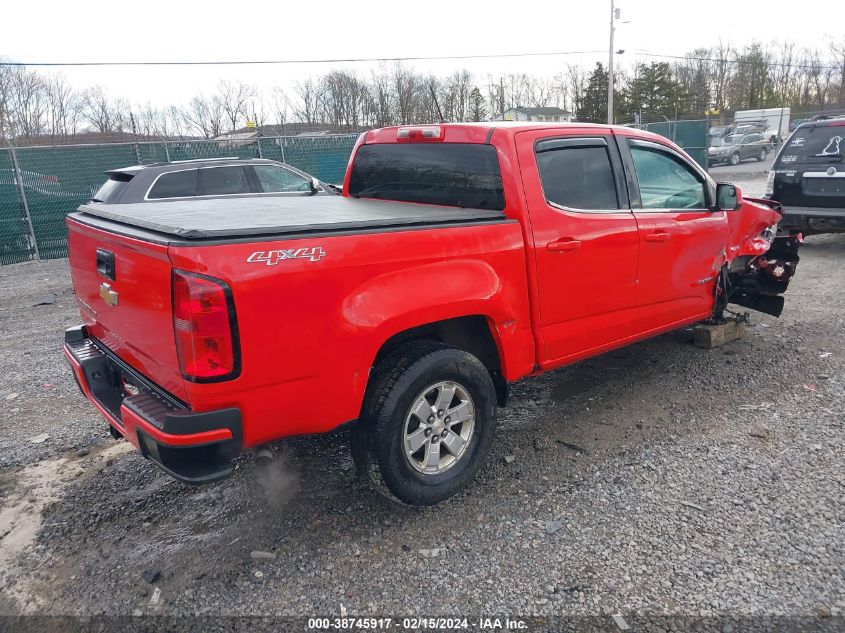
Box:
[607,0,616,124]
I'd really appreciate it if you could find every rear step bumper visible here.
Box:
[63,326,241,484]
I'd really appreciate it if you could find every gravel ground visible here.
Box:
[0,169,842,629]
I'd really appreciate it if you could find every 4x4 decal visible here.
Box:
[247,247,326,266]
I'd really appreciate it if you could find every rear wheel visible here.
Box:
[730,152,741,166]
[351,341,497,506]
[758,147,768,161]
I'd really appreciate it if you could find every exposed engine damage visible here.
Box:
[714,197,801,320]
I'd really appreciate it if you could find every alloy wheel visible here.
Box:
[403,381,475,475]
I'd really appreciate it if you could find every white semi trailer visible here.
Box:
[734,107,791,144]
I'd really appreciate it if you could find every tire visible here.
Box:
[351,341,497,506]
[730,152,741,166]
[758,147,768,161]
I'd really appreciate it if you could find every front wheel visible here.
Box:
[730,152,741,166]
[351,342,497,506]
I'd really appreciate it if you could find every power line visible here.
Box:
[0,50,606,68]
[635,50,842,71]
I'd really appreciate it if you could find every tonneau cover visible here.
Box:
[74,196,506,240]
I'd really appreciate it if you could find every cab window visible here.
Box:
[535,138,619,210]
[629,143,707,210]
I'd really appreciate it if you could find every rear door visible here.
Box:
[516,130,640,365]
[619,137,726,325]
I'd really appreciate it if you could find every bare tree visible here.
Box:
[294,78,321,125]
[369,67,393,127]
[393,64,420,125]
[45,74,82,140]
[181,92,224,138]
[7,66,48,140]
[0,63,15,140]
[82,85,128,135]
[216,80,255,132]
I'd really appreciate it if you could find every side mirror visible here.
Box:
[309,177,321,194]
[716,183,742,211]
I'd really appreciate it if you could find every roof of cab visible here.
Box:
[361,121,671,146]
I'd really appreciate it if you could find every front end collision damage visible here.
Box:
[717,197,801,319]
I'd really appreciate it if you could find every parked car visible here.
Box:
[63,123,799,506]
[766,116,845,234]
[89,157,338,204]
[709,133,772,165]
[708,125,734,147]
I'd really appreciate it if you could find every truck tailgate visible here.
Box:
[67,216,188,403]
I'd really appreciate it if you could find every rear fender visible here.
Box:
[341,259,532,381]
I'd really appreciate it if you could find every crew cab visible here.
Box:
[63,122,799,506]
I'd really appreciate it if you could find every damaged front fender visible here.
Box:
[730,233,801,317]
[720,197,801,318]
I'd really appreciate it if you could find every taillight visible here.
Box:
[764,170,775,197]
[172,270,240,382]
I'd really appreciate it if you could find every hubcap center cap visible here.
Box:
[431,419,446,434]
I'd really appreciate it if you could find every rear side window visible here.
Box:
[777,125,844,165]
[147,170,197,199]
[348,144,504,210]
[253,165,311,193]
[93,173,133,203]
[199,166,251,196]
[535,139,619,209]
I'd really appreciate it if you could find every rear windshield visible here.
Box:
[777,125,844,165]
[91,173,133,203]
[348,143,505,210]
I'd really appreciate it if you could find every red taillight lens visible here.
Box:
[172,271,239,381]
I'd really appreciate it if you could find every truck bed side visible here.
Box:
[166,219,533,447]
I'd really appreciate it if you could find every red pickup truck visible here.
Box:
[63,123,799,506]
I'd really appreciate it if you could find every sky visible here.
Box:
[3,0,843,109]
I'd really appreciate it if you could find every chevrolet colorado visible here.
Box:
[63,122,799,506]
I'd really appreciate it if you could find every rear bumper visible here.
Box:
[779,206,845,233]
[63,325,241,483]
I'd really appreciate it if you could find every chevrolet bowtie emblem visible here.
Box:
[99,282,119,308]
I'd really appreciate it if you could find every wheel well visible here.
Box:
[373,315,508,406]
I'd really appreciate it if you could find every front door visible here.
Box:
[620,137,729,327]
[516,131,640,366]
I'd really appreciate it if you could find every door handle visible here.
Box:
[547,238,582,252]
[645,231,670,243]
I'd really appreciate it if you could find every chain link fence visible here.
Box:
[637,118,709,169]
[0,134,359,264]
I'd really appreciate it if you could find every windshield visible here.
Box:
[776,125,844,165]
[723,135,743,145]
[348,143,505,210]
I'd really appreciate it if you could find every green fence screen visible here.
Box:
[642,119,709,169]
[0,134,359,263]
